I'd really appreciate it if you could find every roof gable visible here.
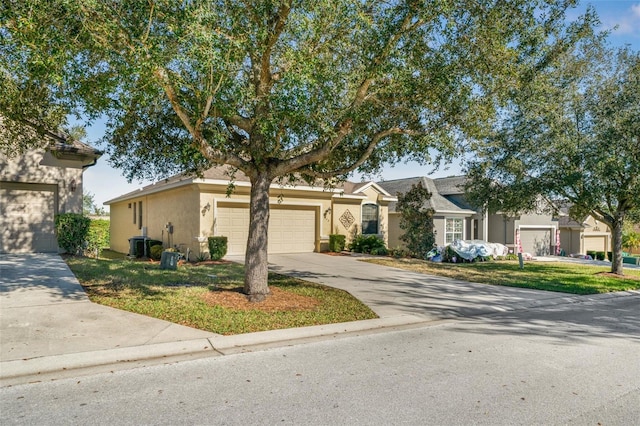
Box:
[377,176,476,215]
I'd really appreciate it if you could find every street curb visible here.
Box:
[0,315,429,386]
[2,291,637,386]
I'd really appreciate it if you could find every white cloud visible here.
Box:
[612,3,640,35]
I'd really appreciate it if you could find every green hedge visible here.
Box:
[55,213,91,255]
[329,234,346,252]
[208,236,228,260]
[85,219,110,258]
[587,250,607,261]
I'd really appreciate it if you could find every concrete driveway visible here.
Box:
[3,252,635,385]
[229,253,627,321]
[0,254,215,366]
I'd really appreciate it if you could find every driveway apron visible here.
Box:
[0,254,214,363]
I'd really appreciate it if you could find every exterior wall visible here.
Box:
[387,213,404,249]
[1,149,86,253]
[1,149,83,214]
[560,228,582,254]
[329,198,362,244]
[109,185,200,254]
[487,214,512,246]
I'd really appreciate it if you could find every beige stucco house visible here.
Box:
[558,213,612,255]
[378,176,566,256]
[105,167,396,258]
[0,131,102,253]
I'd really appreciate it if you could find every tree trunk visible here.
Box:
[610,213,625,275]
[243,172,273,301]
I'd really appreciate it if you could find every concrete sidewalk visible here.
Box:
[2,253,637,386]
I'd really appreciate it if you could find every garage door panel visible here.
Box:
[584,236,606,252]
[0,186,58,253]
[216,205,316,255]
[520,229,551,256]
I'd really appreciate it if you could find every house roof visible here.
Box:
[433,176,467,195]
[105,165,394,204]
[376,176,476,215]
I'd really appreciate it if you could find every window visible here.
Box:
[138,201,143,230]
[445,218,463,243]
[362,204,379,234]
[133,202,136,224]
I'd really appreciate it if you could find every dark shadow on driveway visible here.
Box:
[0,254,88,303]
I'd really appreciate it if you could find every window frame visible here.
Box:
[361,203,379,235]
[445,217,464,244]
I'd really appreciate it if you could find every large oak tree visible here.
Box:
[1,1,594,299]
[465,40,640,275]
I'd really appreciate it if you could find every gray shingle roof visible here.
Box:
[433,176,467,195]
[377,177,474,214]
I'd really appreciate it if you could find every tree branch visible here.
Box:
[295,127,413,179]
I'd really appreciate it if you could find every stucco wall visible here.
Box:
[1,149,83,214]
[488,214,511,245]
[331,198,363,242]
[109,185,200,254]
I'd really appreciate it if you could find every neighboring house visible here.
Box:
[558,212,611,255]
[105,166,396,258]
[378,176,563,256]
[0,131,102,253]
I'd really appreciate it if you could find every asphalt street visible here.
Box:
[2,295,639,425]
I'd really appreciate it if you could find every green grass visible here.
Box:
[65,251,376,335]
[364,257,640,295]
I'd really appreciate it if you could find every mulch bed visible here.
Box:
[201,286,320,312]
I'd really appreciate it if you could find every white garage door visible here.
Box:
[520,228,551,256]
[584,235,607,252]
[0,183,58,253]
[216,205,316,255]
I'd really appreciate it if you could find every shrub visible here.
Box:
[587,250,596,259]
[595,251,606,261]
[390,247,410,258]
[208,236,228,260]
[150,244,164,260]
[85,219,110,258]
[441,245,458,263]
[348,234,387,255]
[55,213,91,255]
[329,234,346,252]
[146,240,163,257]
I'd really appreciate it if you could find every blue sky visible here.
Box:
[82,1,640,208]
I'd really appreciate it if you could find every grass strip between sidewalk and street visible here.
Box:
[64,251,376,335]
[363,257,640,295]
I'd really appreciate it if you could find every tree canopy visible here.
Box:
[465,39,640,274]
[1,0,596,298]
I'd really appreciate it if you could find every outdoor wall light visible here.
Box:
[69,179,77,192]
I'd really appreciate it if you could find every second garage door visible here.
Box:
[520,228,552,256]
[584,235,607,253]
[216,204,316,255]
[0,182,58,253]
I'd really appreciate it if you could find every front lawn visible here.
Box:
[65,251,377,335]
[364,257,640,294]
